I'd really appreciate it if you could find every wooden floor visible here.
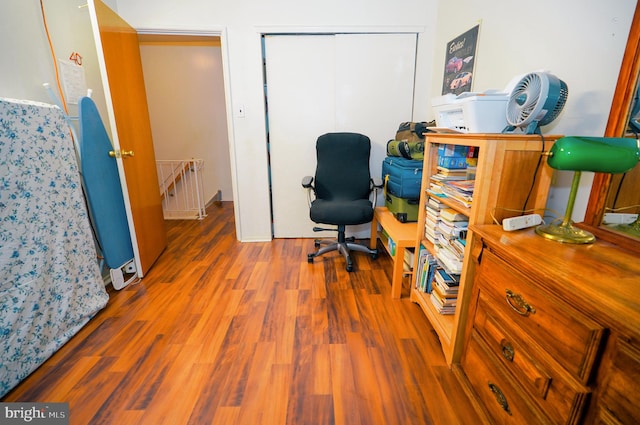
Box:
[3,202,481,425]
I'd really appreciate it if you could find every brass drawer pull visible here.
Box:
[500,340,515,362]
[488,382,512,415]
[505,289,536,316]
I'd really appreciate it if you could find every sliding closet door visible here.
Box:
[265,35,335,239]
[266,33,416,238]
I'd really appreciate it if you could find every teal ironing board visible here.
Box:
[78,96,134,272]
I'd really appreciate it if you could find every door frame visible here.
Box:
[100,25,240,267]
[136,27,239,237]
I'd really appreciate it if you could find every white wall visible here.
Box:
[3,0,636,241]
[431,0,637,221]
[113,0,438,241]
[0,0,117,137]
[114,0,637,240]
[139,40,233,203]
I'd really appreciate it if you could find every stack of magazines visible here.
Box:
[440,180,475,209]
[430,266,460,315]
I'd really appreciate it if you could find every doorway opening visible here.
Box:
[137,34,234,218]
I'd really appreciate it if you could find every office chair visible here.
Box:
[302,132,382,272]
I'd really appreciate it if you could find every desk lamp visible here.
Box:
[536,136,640,243]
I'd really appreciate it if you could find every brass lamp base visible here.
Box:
[534,170,595,244]
[535,222,596,244]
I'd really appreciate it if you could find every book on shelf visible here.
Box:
[425,218,439,233]
[436,165,469,176]
[425,206,440,221]
[439,189,473,208]
[414,247,429,290]
[438,236,465,261]
[424,226,437,245]
[386,237,396,256]
[428,182,445,196]
[441,183,474,200]
[433,284,459,300]
[424,196,444,244]
[425,215,439,230]
[425,210,440,226]
[427,189,448,200]
[435,245,463,274]
[430,172,467,182]
[431,284,458,306]
[446,179,476,193]
[414,247,438,293]
[451,238,466,255]
[433,270,459,296]
[404,248,415,270]
[440,216,469,229]
[430,291,456,315]
[427,196,446,210]
[437,221,468,240]
[434,266,459,287]
[440,208,468,223]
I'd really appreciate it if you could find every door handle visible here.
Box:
[108,150,135,158]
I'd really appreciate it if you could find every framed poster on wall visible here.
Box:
[442,24,480,95]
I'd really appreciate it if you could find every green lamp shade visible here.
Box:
[548,136,640,173]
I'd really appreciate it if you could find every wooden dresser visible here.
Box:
[459,225,640,424]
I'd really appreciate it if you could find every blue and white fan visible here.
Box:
[503,71,568,134]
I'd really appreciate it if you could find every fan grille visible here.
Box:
[506,73,542,125]
[505,71,568,133]
[540,80,569,125]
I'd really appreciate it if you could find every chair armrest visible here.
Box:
[370,177,384,209]
[371,177,383,189]
[302,176,315,208]
[302,175,314,188]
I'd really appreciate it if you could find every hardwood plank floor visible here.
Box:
[2,202,481,424]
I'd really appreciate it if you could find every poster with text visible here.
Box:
[442,25,479,96]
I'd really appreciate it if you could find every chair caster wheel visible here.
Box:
[314,241,320,248]
[346,263,353,272]
[371,252,378,260]
[308,254,314,263]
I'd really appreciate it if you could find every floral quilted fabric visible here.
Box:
[0,98,109,397]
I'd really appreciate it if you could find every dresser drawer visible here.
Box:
[597,338,640,425]
[476,249,605,383]
[463,329,550,424]
[474,291,590,424]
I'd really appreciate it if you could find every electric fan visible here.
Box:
[503,71,569,134]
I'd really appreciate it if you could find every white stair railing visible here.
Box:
[156,159,207,220]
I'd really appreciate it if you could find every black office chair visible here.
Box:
[302,132,381,272]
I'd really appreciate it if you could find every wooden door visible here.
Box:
[89,0,167,276]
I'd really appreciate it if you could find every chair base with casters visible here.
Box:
[307,224,378,272]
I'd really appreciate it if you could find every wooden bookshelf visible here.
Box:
[411,133,561,366]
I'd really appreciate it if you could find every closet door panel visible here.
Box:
[265,35,335,238]
[267,33,416,238]
[335,33,417,211]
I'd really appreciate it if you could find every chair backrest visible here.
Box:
[314,132,372,201]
